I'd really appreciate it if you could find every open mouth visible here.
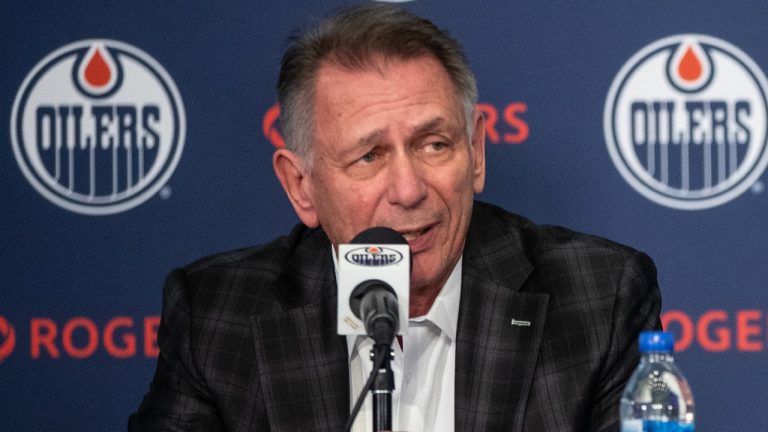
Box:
[398,224,434,246]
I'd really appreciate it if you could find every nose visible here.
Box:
[386,153,427,208]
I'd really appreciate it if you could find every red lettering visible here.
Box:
[0,317,16,361]
[23,311,768,358]
[263,102,529,149]
[661,310,694,352]
[262,104,284,149]
[476,103,500,144]
[62,317,98,359]
[697,310,730,352]
[104,317,136,358]
[736,310,763,352]
[28,316,163,360]
[144,316,160,357]
[30,318,59,359]
[503,102,529,144]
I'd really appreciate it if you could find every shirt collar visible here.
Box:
[414,256,461,342]
[333,247,462,342]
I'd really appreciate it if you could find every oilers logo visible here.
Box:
[604,35,768,210]
[345,246,404,266]
[10,40,185,215]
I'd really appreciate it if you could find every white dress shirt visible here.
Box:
[334,251,462,432]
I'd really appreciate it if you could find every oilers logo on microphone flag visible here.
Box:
[345,246,404,266]
[604,34,768,210]
[10,39,186,215]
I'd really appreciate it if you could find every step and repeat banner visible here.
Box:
[2,1,767,430]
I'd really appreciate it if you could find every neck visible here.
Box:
[409,283,442,318]
[408,256,463,318]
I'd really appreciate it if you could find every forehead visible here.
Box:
[311,56,462,141]
[315,54,455,99]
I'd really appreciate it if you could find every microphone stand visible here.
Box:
[370,343,394,432]
[348,272,401,432]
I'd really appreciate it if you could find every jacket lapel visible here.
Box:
[250,228,349,431]
[455,205,549,432]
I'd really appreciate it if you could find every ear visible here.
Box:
[273,149,319,228]
[470,110,486,193]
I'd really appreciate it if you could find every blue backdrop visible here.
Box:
[2,1,767,430]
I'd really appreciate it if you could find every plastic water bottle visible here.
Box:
[620,331,695,432]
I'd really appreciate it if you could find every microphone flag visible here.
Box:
[337,227,410,336]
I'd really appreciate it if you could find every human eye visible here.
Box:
[426,141,450,152]
[359,150,377,163]
[419,137,454,156]
[350,146,384,168]
[414,136,455,165]
[345,147,385,179]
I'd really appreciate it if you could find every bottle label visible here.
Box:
[621,420,694,432]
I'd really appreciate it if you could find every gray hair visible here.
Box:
[277,3,478,166]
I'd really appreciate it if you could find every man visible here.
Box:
[130,4,661,431]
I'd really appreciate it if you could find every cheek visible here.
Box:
[319,185,380,241]
[442,162,476,201]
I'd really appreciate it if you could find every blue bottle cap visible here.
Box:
[639,331,674,353]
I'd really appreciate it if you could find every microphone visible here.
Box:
[339,227,409,432]
[337,227,410,345]
[350,279,398,346]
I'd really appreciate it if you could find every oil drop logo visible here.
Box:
[10,40,185,215]
[604,35,768,210]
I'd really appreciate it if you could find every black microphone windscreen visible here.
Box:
[350,227,407,245]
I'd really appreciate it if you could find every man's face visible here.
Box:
[298,55,485,297]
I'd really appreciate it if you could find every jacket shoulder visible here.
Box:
[474,201,646,260]
[471,201,657,298]
[167,223,322,312]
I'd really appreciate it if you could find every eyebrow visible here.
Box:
[411,117,450,138]
[356,128,387,149]
[353,117,451,150]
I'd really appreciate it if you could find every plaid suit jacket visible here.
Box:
[129,201,661,431]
